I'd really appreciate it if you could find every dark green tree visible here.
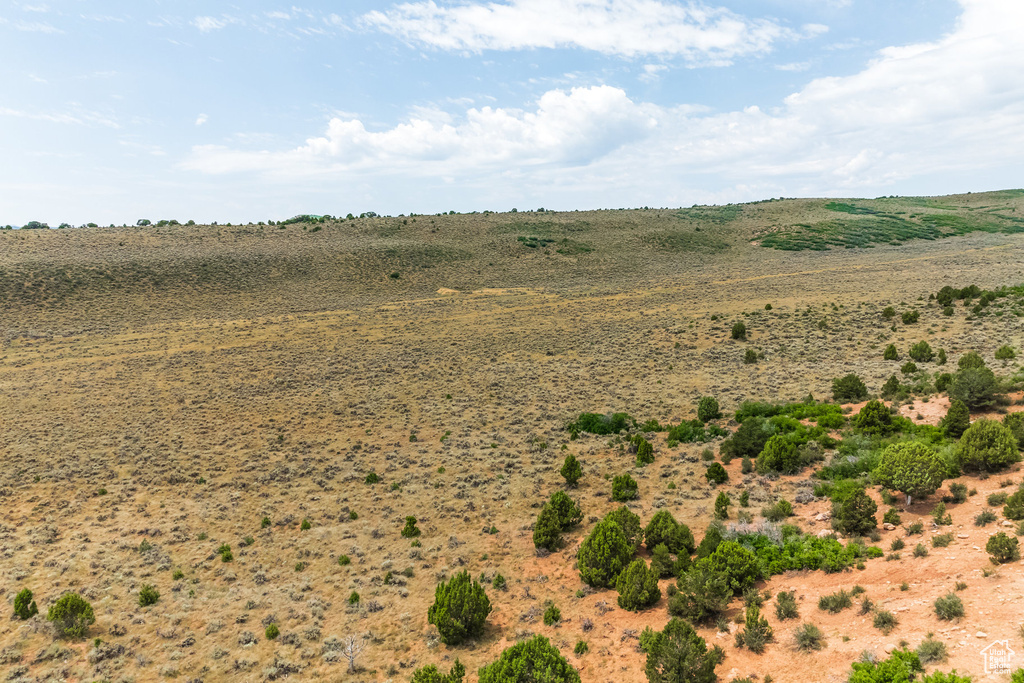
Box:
[724,416,775,458]
[948,367,1000,410]
[883,344,899,361]
[704,541,761,595]
[402,516,421,538]
[831,487,878,536]
[939,399,970,438]
[650,543,676,578]
[13,589,37,620]
[697,397,721,422]
[957,351,986,370]
[668,562,731,624]
[635,438,655,466]
[605,506,643,551]
[644,510,695,555]
[477,636,580,683]
[427,570,492,645]
[1003,412,1024,449]
[714,491,731,520]
[533,504,564,551]
[756,435,800,474]
[731,322,747,340]
[735,603,773,654]
[909,341,935,363]
[47,593,95,639]
[705,462,727,485]
[612,473,639,501]
[560,454,583,486]
[986,532,1020,564]
[547,491,583,529]
[643,618,722,683]
[616,559,661,611]
[852,400,899,436]
[577,519,634,588]
[832,373,868,402]
[880,374,902,399]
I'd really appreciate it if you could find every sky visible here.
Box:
[2,0,1023,225]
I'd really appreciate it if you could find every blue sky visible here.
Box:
[2,0,1022,225]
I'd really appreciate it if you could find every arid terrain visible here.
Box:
[2,191,1024,683]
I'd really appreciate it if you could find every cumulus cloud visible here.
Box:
[184,0,1024,201]
[361,0,813,63]
[184,85,657,174]
[195,113,208,126]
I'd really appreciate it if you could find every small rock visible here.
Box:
[976,632,987,638]
[883,523,896,531]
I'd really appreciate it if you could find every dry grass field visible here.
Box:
[2,190,1024,683]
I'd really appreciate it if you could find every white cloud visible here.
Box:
[14,20,62,33]
[266,11,291,20]
[195,113,208,126]
[0,105,119,128]
[184,0,1024,204]
[193,16,228,32]
[361,0,812,64]
[184,85,657,175]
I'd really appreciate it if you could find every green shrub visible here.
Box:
[909,341,934,363]
[338,554,351,566]
[1003,487,1024,520]
[731,322,747,340]
[913,543,929,558]
[890,537,905,551]
[644,510,694,554]
[704,541,761,595]
[881,374,902,399]
[948,366,1000,410]
[478,635,580,683]
[884,344,899,361]
[975,510,997,526]
[612,474,639,501]
[265,623,280,640]
[533,504,564,551]
[944,482,968,504]
[849,649,922,682]
[939,400,970,438]
[986,531,1020,564]
[873,441,946,505]
[492,574,506,591]
[300,518,312,530]
[138,584,159,607]
[642,618,722,683]
[577,519,634,588]
[410,660,466,683]
[605,506,643,551]
[996,345,1017,360]
[873,609,898,634]
[427,570,492,645]
[757,435,801,474]
[744,348,758,364]
[705,462,728,484]
[47,593,95,639]
[696,524,723,558]
[902,310,920,324]
[548,491,583,529]
[833,374,869,402]
[1004,412,1024,448]
[901,361,919,375]
[634,437,655,466]
[616,559,661,611]
[566,412,634,436]
[934,593,964,620]
[934,373,954,393]
[714,491,731,520]
[574,640,588,656]
[852,400,900,436]
[883,508,902,525]
[698,397,722,422]
[762,500,794,522]
[958,352,985,370]
[650,543,676,578]
[831,486,878,536]
[542,602,561,625]
[794,623,825,651]
[365,472,380,484]
[882,306,896,320]
[560,454,583,486]
[954,419,1020,472]
[402,516,421,538]
[735,603,773,654]
[931,533,953,548]
[932,501,952,525]
[13,589,38,620]
[916,634,948,664]
[348,591,360,604]
[775,591,798,620]
[818,589,852,613]
[669,562,731,624]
